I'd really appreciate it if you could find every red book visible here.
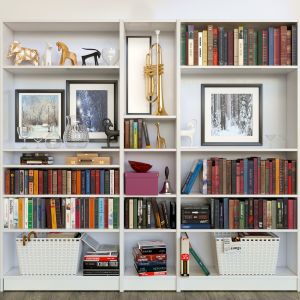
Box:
[38,170,43,194]
[114,169,120,195]
[280,25,287,65]
[258,199,263,229]
[76,170,81,194]
[207,160,212,194]
[288,199,294,229]
[215,158,220,194]
[138,271,167,277]
[95,170,100,194]
[229,199,235,229]
[262,30,268,65]
[274,28,280,65]
[75,198,80,229]
[47,170,53,194]
[236,161,240,194]
[71,171,76,194]
[227,30,234,65]
[292,161,296,195]
[240,160,244,194]
[248,198,254,228]
[84,256,119,262]
[213,28,218,65]
[253,157,258,194]
[5,170,10,194]
[104,198,108,229]
[257,158,261,194]
[288,161,292,194]
[133,247,167,262]
[212,161,216,194]
[284,160,288,194]
[57,169,62,194]
[253,199,259,229]
[90,170,96,194]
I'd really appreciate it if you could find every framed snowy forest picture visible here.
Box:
[201,84,262,146]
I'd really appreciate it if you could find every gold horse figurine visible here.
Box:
[56,41,77,65]
[155,122,166,149]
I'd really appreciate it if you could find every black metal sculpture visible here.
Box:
[81,48,101,65]
[102,118,119,148]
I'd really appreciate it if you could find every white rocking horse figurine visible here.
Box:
[43,42,52,66]
[180,119,197,146]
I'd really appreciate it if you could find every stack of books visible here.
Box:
[124,119,150,149]
[81,234,119,276]
[4,197,119,229]
[181,204,210,229]
[182,157,297,195]
[133,240,167,276]
[5,168,120,195]
[20,153,54,165]
[124,198,176,229]
[181,24,297,66]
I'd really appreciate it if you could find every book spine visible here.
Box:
[193,29,198,66]
[286,30,292,65]
[218,27,224,65]
[198,31,203,66]
[238,26,244,65]
[233,28,239,65]
[212,27,218,65]
[268,27,274,65]
[138,119,143,149]
[207,25,213,65]
[274,28,280,65]
[292,25,297,65]
[202,30,208,66]
[243,28,248,65]
[280,26,287,65]
[262,30,268,65]
[181,25,186,65]
[142,121,150,148]
[187,25,194,66]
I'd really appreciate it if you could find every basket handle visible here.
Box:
[27,231,37,242]
[22,234,27,246]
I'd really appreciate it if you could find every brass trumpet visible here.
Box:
[144,30,168,116]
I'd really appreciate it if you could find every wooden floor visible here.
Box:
[0,292,299,300]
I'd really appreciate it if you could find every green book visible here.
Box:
[239,201,245,229]
[253,31,258,65]
[257,31,263,65]
[272,200,277,229]
[133,198,138,229]
[181,25,186,65]
[133,121,138,149]
[28,198,33,229]
[113,198,119,229]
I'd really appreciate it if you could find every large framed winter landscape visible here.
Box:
[201,84,262,146]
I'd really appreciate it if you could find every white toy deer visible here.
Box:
[43,42,52,66]
[180,119,197,146]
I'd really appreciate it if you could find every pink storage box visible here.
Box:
[125,171,159,195]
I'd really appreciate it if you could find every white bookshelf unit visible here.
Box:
[0,20,299,292]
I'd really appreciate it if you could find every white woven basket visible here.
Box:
[16,234,82,275]
[215,232,280,275]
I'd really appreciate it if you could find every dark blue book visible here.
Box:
[100,170,105,194]
[81,170,86,194]
[214,199,220,229]
[248,158,254,194]
[136,261,167,267]
[218,27,224,65]
[181,223,211,229]
[243,158,248,194]
[24,170,29,194]
[85,170,91,194]
[268,27,274,65]
[219,200,224,229]
[183,160,203,194]
[33,199,37,229]
[223,197,229,229]
[41,198,46,229]
[224,31,228,65]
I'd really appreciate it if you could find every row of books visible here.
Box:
[182,158,297,195]
[20,153,54,165]
[4,197,119,229]
[124,198,176,229]
[124,119,150,149]
[181,204,210,229]
[133,241,167,276]
[5,168,120,195]
[181,24,297,66]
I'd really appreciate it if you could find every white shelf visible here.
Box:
[3,268,119,291]
[181,194,298,198]
[124,115,177,120]
[124,229,176,233]
[3,65,119,75]
[3,148,120,152]
[181,147,298,153]
[181,229,298,233]
[4,194,120,198]
[3,164,120,169]
[181,65,298,75]
[3,229,119,233]
[180,266,297,291]
[124,148,176,152]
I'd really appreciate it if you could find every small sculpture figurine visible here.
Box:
[43,42,52,66]
[56,41,77,65]
[7,41,39,66]
[81,48,101,65]
[160,166,174,194]
[102,118,119,148]
[155,122,166,149]
[180,119,197,146]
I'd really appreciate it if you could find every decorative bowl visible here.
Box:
[102,47,119,65]
[128,160,152,173]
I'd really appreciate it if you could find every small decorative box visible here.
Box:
[125,171,159,195]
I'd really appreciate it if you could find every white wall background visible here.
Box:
[0,0,298,21]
